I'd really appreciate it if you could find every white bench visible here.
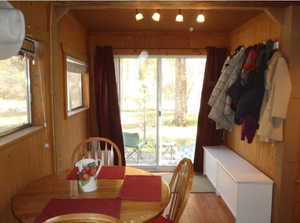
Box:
[203,145,273,223]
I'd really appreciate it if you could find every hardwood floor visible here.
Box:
[179,193,235,223]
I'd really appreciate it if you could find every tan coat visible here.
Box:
[257,51,291,142]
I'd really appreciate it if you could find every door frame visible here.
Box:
[115,54,206,171]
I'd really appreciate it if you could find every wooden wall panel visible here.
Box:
[226,12,281,179]
[295,181,300,223]
[0,2,53,223]
[227,9,300,223]
[90,31,229,52]
[229,12,281,52]
[53,13,90,172]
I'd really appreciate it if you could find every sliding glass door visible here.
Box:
[116,57,158,167]
[115,55,206,170]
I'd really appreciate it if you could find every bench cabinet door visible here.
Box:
[217,165,238,217]
[204,151,218,188]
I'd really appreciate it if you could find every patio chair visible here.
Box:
[123,132,146,163]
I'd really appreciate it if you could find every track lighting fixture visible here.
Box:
[196,12,205,23]
[135,9,144,21]
[152,10,160,22]
[175,9,184,22]
[135,9,206,24]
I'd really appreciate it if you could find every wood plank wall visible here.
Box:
[54,13,90,171]
[226,12,281,179]
[0,2,53,223]
[89,31,229,53]
[226,12,283,222]
[226,10,300,223]
[0,4,91,222]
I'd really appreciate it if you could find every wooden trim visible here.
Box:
[0,126,44,149]
[67,106,89,117]
[54,5,69,23]
[0,124,31,138]
[50,3,60,173]
[82,71,90,108]
[61,44,69,120]
[265,7,285,25]
[113,48,207,56]
[61,47,90,120]
[53,1,297,10]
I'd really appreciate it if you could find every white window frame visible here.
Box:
[66,56,88,115]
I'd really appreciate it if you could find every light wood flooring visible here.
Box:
[179,193,235,223]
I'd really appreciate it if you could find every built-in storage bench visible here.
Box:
[203,145,273,223]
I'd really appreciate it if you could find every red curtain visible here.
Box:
[194,47,228,172]
[94,46,126,165]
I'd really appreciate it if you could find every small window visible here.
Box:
[0,55,31,136]
[66,56,89,116]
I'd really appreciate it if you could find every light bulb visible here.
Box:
[175,10,184,22]
[135,10,144,21]
[152,11,160,22]
[197,13,205,23]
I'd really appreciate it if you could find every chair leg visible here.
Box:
[137,147,143,164]
[139,149,143,160]
[126,148,137,160]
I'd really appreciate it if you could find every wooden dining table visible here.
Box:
[12,167,171,223]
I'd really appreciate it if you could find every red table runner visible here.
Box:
[67,166,125,180]
[119,175,162,201]
[34,198,121,223]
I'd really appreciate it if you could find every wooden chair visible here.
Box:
[153,158,194,223]
[42,213,118,223]
[71,137,122,166]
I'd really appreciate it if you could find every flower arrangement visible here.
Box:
[78,162,97,184]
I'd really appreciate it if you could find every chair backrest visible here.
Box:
[71,137,122,166]
[123,132,139,147]
[42,213,118,223]
[166,158,194,223]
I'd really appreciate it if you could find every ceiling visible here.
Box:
[71,9,262,33]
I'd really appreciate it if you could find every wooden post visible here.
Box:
[49,4,69,173]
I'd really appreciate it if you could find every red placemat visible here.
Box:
[119,175,161,201]
[98,166,125,179]
[67,166,125,180]
[34,198,121,223]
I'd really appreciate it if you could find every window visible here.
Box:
[66,56,89,116]
[0,55,31,136]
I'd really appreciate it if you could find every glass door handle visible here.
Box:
[158,111,162,116]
